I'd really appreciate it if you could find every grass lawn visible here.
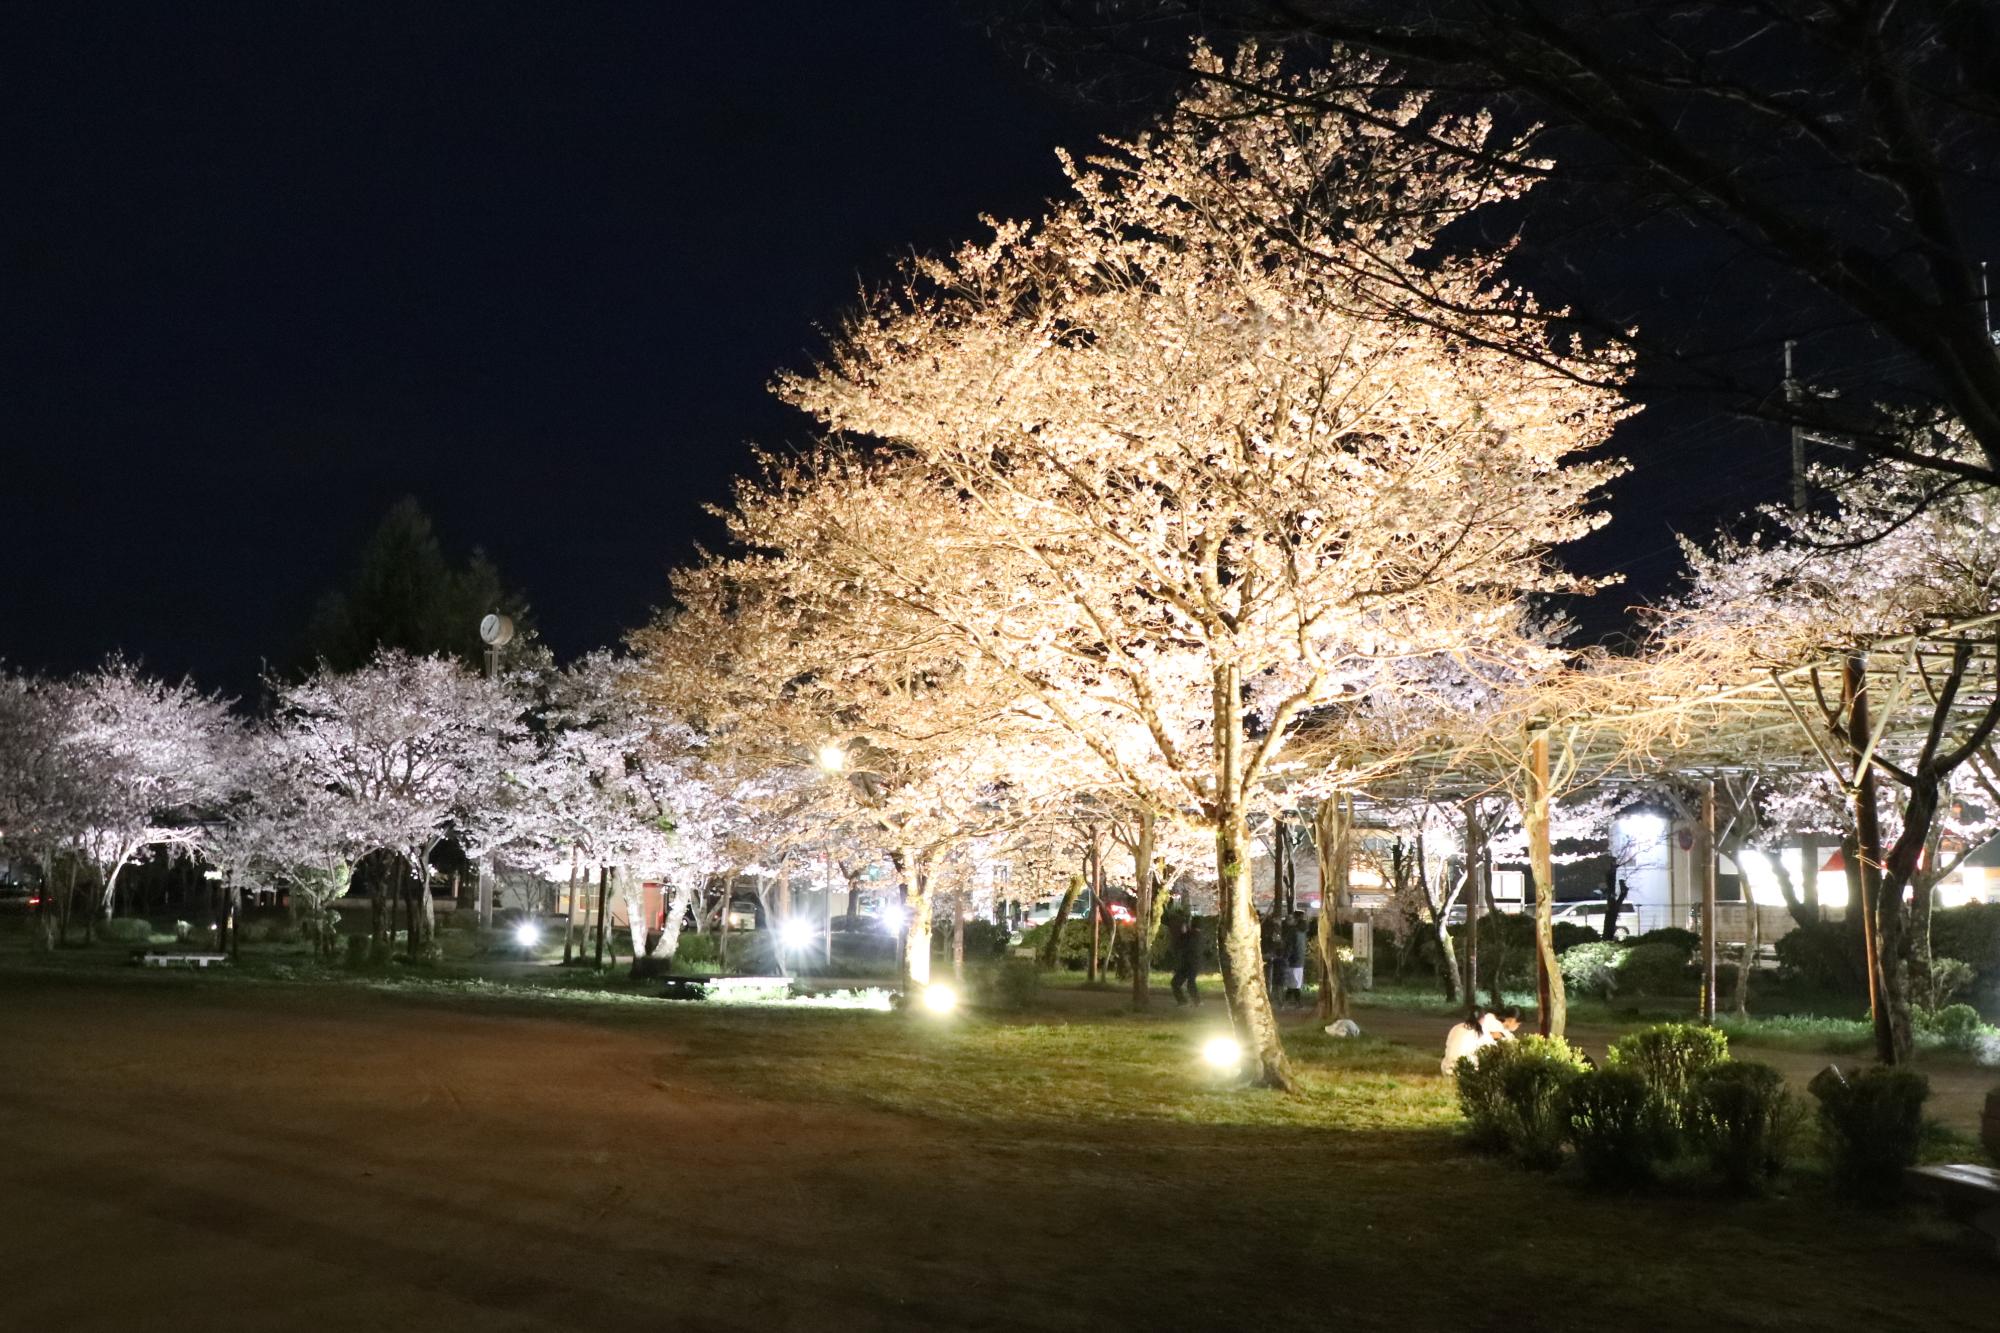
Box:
[3,932,1998,1331]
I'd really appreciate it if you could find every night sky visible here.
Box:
[7,5,1789,695]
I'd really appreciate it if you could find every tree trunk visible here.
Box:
[653,883,694,969]
[1463,802,1483,1019]
[1733,880,1760,1020]
[1846,656,1907,1063]
[562,848,581,964]
[1526,728,1567,1038]
[1312,798,1353,1024]
[1037,875,1081,970]
[1129,807,1157,1010]
[899,847,932,994]
[1211,662,1294,1091]
[623,873,650,978]
[952,890,966,983]
[593,864,611,970]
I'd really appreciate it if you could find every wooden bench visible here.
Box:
[659,974,791,1004]
[1906,1164,2000,1258]
[137,951,229,970]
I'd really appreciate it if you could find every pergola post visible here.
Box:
[1526,724,1564,1038]
[1697,779,1718,1024]
[1461,796,1482,1019]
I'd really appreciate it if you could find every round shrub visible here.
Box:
[1607,1022,1730,1128]
[99,917,156,945]
[1771,920,1865,992]
[1689,1061,1798,1190]
[1809,1064,1930,1204]
[943,918,1011,963]
[1626,927,1699,954]
[971,957,1041,1011]
[1457,1036,1590,1169]
[1563,1067,1676,1188]
[1921,1002,1987,1052]
[1560,940,1624,999]
[1616,941,1697,997]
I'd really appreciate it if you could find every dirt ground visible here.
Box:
[5,973,1998,1332]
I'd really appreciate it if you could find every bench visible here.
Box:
[659,974,791,1004]
[1906,1164,2000,1258]
[137,951,230,970]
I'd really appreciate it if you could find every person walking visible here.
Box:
[1170,911,1203,1006]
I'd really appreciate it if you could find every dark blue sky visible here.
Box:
[4,4,1790,694]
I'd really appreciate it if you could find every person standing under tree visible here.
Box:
[1282,909,1308,1008]
[1170,910,1203,1006]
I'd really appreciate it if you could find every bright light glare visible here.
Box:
[816,743,845,772]
[1201,1035,1243,1072]
[514,921,541,948]
[921,983,958,1015]
[880,906,906,935]
[1616,812,1668,844]
[780,917,814,950]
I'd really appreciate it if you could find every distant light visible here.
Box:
[880,906,905,935]
[515,921,541,948]
[1616,812,1668,844]
[921,983,958,1015]
[816,743,846,773]
[780,917,814,950]
[1201,1035,1243,1072]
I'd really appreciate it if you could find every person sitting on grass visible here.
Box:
[1440,1006,1521,1076]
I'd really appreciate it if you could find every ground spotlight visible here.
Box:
[514,921,541,949]
[921,983,959,1015]
[1201,1034,1242,1072]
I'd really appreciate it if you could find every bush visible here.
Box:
[1626,926,1700,954]
[1458,1036,1589,1169]
[1927,957,1977,1010]
[674,933,722,971]
[972,957,1041,1011]
[1919,1002,1988,1052]
[1552,921,1600,953]
[1563,1067,1676,1188]
[1606,1022,1730,1127]
[1930,903,2000,987]
[944,918,1011,963]
[1689,1061,1799,1190]
[236,921,270,945]
[99,917,156,945]
[1772,920,1865,992]
[1809,1065,1930,1204]
[1616,941,1697,997]
[1560,941,1624,999]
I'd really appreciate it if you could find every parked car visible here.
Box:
[0,883,40,914]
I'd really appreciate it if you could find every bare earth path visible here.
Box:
[4,973,1998,1332]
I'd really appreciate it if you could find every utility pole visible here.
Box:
[1784,340,1807,513]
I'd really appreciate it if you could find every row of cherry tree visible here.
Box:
[6,46,1992,1082]
[0,649,758,967]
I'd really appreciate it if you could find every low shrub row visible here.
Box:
[1457,1023,1836,1195]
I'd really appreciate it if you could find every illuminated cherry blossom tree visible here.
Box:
[767,61,1625,1085]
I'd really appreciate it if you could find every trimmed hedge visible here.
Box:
[1564,1067,1676,1188]
[1688,1061,1799,1191]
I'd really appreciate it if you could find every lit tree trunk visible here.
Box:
[1846,656,1902,1062]
[952,890,966,983]
[623,872,650,978]
[1129,807,1157,1010]
[593,864,611,970]
[1037,874,1081,970]
[1313,797,1353,1024]
[562,847,581,964]
[1526,726,1567,1039]
[1215,664,1294,1090]
[899,846,932,993]
[653,883,695,969]
[1463,801,1483,1019]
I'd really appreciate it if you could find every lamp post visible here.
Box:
[475,613,514,932]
